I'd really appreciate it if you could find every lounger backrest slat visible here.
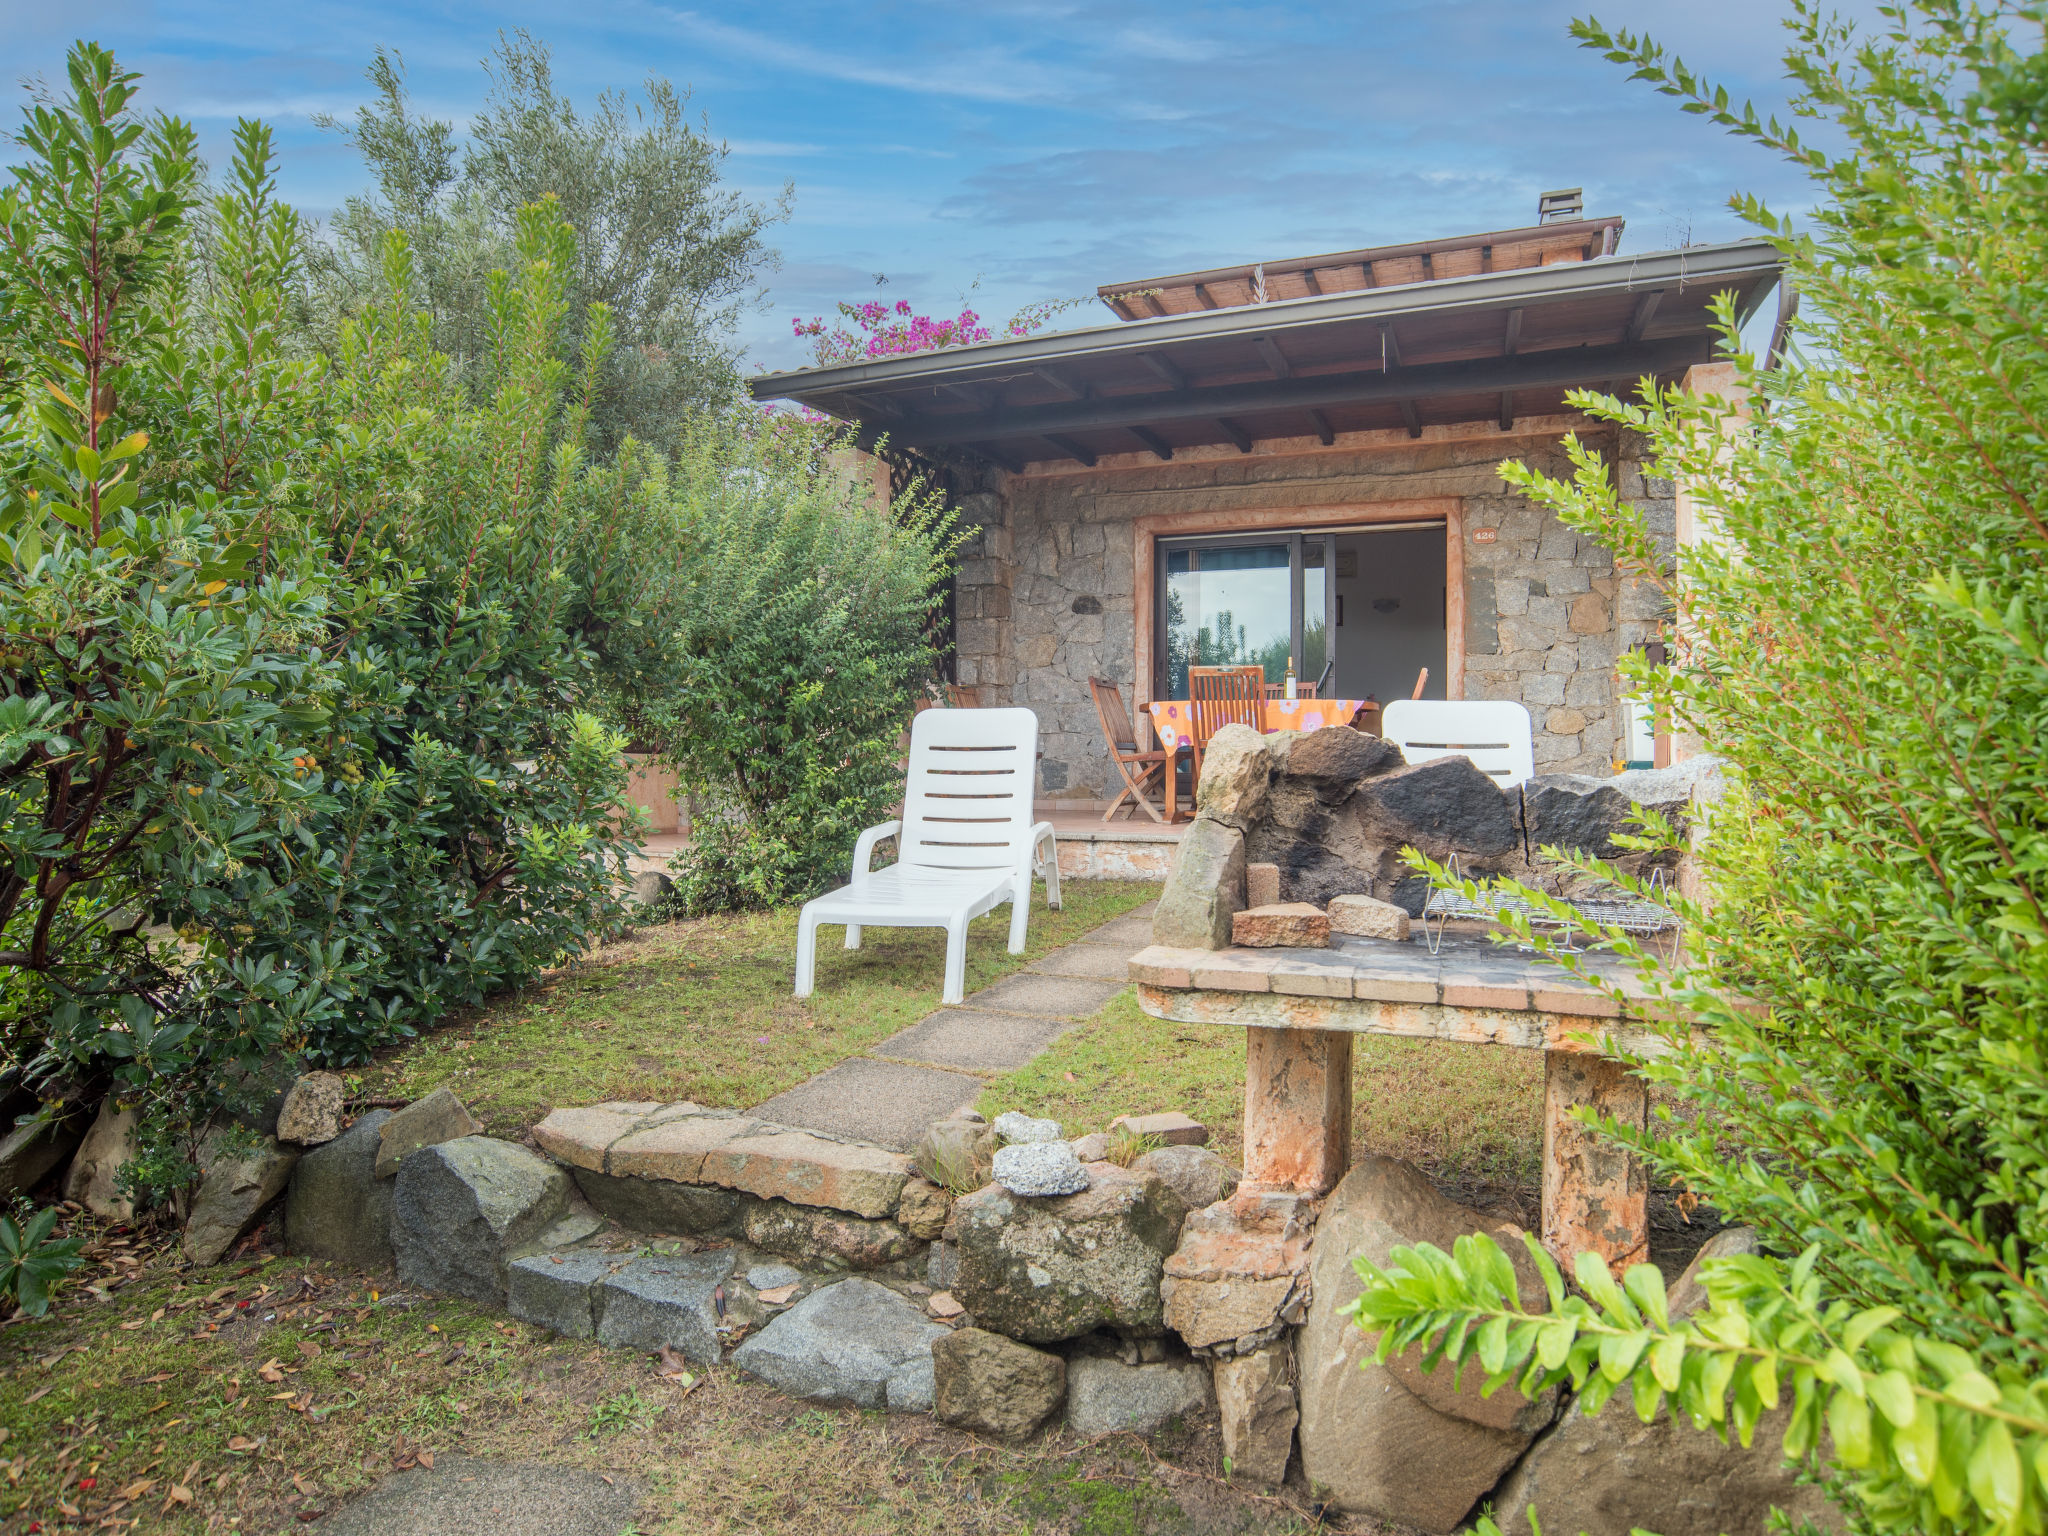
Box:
[1381,699,1536,788]
[901,705,1041,871]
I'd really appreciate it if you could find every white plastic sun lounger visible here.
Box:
[1381,699,1537,789]
[794,705,1059,1006]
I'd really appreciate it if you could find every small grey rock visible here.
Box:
[927,1238,960,1291]
[1069,1133,1110,1162]
[730,1277,947,1409]
[1133,1145,1240,1213]
[746,1262,803,1291]
[994,1111,1063,1145]
[1065,1351,1213,1437]
[595,1250,734,1364]
[375,1087,482,1179]
[993,1141,1090,1198]
[628,870,674,908]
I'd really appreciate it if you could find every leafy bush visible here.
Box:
[1350,5,2048,1533]
[654,418,958,913]
[0,1205,83,1318]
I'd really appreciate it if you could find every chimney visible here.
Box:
[1538,187,1584,223]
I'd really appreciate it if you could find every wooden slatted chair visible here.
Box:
[944,683,983,708]
[1088,677,1169,823]
[1187,665,1266,779]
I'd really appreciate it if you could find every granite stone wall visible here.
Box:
[947,423,1675,799]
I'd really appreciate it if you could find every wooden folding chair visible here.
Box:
[945,683,983,708]
[1187,665,1266,779]
[1088,677,1169,823]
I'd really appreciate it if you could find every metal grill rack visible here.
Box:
[1422,857,1679,956]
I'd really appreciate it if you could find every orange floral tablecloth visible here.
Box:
[1146,698,1369,749]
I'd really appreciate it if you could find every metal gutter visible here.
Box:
[748,239,1782,401]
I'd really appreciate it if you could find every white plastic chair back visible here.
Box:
[900,706,1040,872]
[1382,699,1536,788]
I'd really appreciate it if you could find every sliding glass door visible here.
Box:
[1158,531,1334,698]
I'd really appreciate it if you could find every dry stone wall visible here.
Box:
[946,425,1675,798]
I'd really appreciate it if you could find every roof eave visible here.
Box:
[748,238,1783,403]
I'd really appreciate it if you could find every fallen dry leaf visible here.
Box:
[118,1319,147,1330]
[226,1436,261,1453]
[57,1499,80,1518]
[418,1450,434,1470]
[756,1283,799,1305]
[23,1386,52,1405]
[258,1359,287,1384]
[293,1473,318,1495]
[654,1346,695,1380]
[166,1484,193,1506]
[119,1478,156,1500]
[297,1339,321,1361]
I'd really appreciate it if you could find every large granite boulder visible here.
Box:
[569,1166,745,1238]
[1521,773,1634,858]
[742,1196,918,1270]
[1488,1227,1839,1536]
[63,1100,139,1220]
[1298,1158,1559,1532]
[594,1250,735,1365]
[1193,724,1274,826]
[275,1072,347,1146]
[932,1328,1067,1440]
[391,1136,570,1304]
[287,1109,397,1271]
[731,1277,947,1410]
[1152,816,1246,950]
[1272,726,1403,799]
[183,1133,300,1266]
[1132,1145,1238,1213]
[0,1110,83,1200]
[952,1164,1186,1343]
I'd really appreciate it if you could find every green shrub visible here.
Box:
[0,1204,83,1318]
[655,418,958,913]
[1350,5,2048,1533]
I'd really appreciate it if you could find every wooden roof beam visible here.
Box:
[1306,408,1335,446]
[944,381,998,411]
[1254,336,1293,380]
[1624,289,1664,343]
[1399,398,1421,439]
[1130,426,1175,461]
[1382,324,1404,370]
[1193,282,1221,311]
[1033,366,1087,401]
[1143,292,1170,318]
[1043,433,1097,467]
[1216,418,1254,453]
[1499,391,1515,431]
[1503,307,1524,356]
[1139,352,1188,391]
[973,441,1027,475]
[1301,268,1323,296]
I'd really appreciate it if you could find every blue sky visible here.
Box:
[5,0,1851,372]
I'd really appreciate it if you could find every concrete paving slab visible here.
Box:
[750,1058,980,1152]
[323,1454,644,1536]
[1084,907,1159,947]
[1028,944,1140,981]
[967,972,1125,1019]
[875,1009,1078,1072]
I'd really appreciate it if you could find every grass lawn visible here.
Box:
[358,883,1157,1134]
[0,1231,1332,1535]
[979,991,1545,1190]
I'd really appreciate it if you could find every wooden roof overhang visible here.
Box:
[746,238,1783,472]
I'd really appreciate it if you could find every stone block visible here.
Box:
[1522,773,1636,859]
[569,1166,745,1237]
[896,1177,951,1240]
[932,1328,1067,1440]
[731,1277,947,1410]
[184,1134,299,1267]
[1245,862,1280,909]
[287,1110,397,1271]
[531,1102,665,1174]
[63,1100,139,1220]
[743,1197,917,1271]
[952,1165,1186,1343]
[1274,727,1403,798]
[1064,1351,1213,1437]
[375,1088,481,1179]
[276,1073,347,1146]
[1110,1111,1209,1147]
[1160,1187,1316,1356]
[1214,1343,1298,1487]
[1326,893,1411,941]
[595,1249,734,1364]
[604,1106,757,1183]
[1231,902,1331,949]
[391,1137,569,1305]
[697,1128,909,1220]
[1151,816,1245,951]
[507,1248,623,1339]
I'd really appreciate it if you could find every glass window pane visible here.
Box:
[1163,544,1290,697]
[1301,561,1328,690]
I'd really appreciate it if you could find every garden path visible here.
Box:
[750,902,1157,1151]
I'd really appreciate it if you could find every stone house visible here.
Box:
[752,198,1782,808]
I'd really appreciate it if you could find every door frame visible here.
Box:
[1132,496,1465,707]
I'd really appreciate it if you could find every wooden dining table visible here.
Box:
[1146,698,1374,820]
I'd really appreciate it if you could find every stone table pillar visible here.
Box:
[1242,1027,1352,1195]
[1540,1049,1649,1275]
